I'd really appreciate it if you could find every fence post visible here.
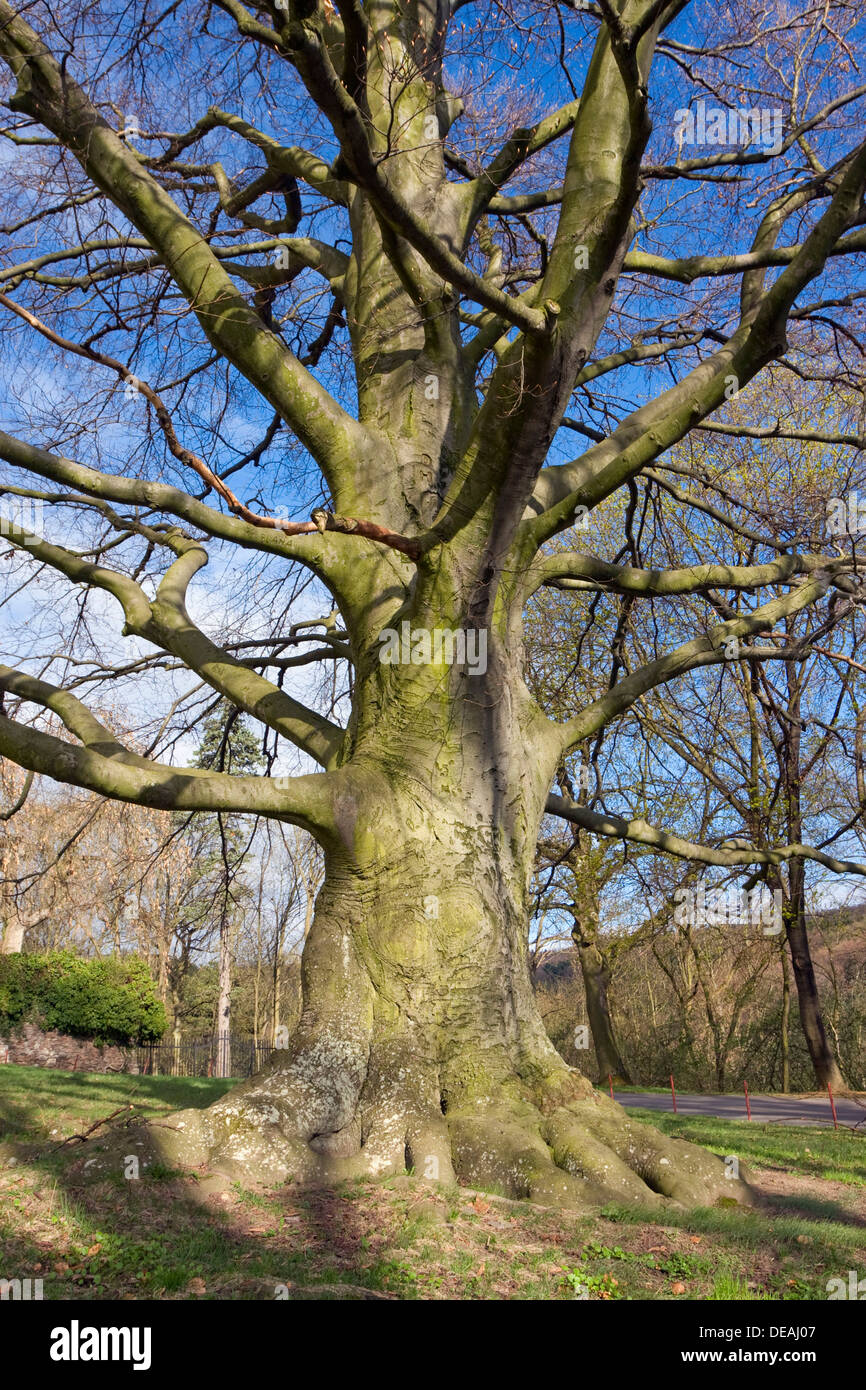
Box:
[744,1079,752,1121]
[827,1083,839,1131]
[669,1072,677,1114]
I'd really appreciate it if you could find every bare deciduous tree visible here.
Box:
[1,0,866,1203]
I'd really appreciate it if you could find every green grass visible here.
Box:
[707,1273,771,1300]
[628,1108,866,1186]
[603,1083,675,1094]
[1,1065,865,1299]
[0,1063,237,1145]
[593,1197,865,1300]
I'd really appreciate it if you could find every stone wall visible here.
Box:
[0,1023,138,1073]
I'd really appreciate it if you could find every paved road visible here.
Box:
[617,1090,866,1128]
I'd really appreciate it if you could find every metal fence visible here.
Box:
[129,1033,275,1078]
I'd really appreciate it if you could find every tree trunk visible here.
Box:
[572,931,631,1084]
[780,937,791,1093]
[172,1020,182,1078]
[782,659,845,1090]
[135,654,750,1210]
[784,869,845,1090]
[216,911,232,1079]
[0,917,25,954]
[271,950,282,1048]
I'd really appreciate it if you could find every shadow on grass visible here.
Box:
[0,1065,237,1144]
[0,1068,420,1300]
[756,1190,866,1228]
[2,1067,865,1301]
[627,1108,866,1187]
[1,1155,410,1300]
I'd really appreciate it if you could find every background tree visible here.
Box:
[533,827,635,1084]
[190,704,264,1073]
[633,389,866,1089]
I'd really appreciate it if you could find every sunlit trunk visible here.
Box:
[145,649,752,1211]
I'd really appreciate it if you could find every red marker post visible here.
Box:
[744,1080,752,1121]
[670,1073,678,1114]
[828,1083,839,1131]
[609,1074,614,1101]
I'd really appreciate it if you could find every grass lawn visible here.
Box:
[1,1064,864,1300]
[0,1064,237,1144]
[628,1108,866,1186]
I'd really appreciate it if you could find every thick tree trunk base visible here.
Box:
[78,1046,754,1211]
[75,783,754,1211]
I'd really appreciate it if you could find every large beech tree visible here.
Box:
[1,0,866,1205]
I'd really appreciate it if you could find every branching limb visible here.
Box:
[0,0,370,499]
[465,98,581,222]
[529,551,844,598]
[2,234,349,294]
[271,10,551,335]
[0,695,335,833]
[641,467,794,552]
[693,419,866,449]
[0,518,345,768]
[529,136,866,542]
[623,227,866,285]
[0,769,34,820]
[0,430,417,568]
[557,571,836,753]
[155,106,348,204]
[546,794,866,876]
[141,537,346,767]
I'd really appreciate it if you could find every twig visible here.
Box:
[57,1103,138,1146]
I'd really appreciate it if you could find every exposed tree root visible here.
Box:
[72,1054,753,1211]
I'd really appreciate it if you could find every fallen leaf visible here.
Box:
[470,1196,490,1215]
[689,1235,702,1244]
[87,1244,101,1256]
[189,1277,206,1295]
[671,1281,687,1295]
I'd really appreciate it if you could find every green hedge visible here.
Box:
[0,951,167,1045]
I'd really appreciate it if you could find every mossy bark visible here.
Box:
[86,649,753,1211]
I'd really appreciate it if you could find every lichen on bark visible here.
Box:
[79,647,753,1211]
